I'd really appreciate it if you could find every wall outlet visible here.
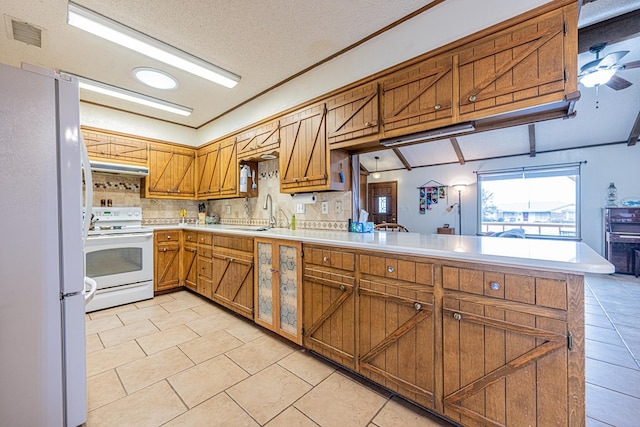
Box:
[321,201,329,214]
[225,205,231,214]
[296,203,305,214]
[334,200,342,214]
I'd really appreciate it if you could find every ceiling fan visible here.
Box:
[579,43,640,90]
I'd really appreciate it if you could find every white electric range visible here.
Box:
[84,207,154,312]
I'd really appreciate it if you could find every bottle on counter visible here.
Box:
[606,182,618,207]
[291,214,296,230]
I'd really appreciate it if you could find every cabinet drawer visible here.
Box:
[213,234,253,253]
[183,231,198,245]
[359,254,434,286]
[198,246,213,259]
[305,245,355,272]
[442,265,567,310]
[156,230,180,243]
[197,232,213,245]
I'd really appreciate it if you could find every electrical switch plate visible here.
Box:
[296,203,305,214]
[334,200,342,214]
[321,201,329,214]
[226,205,231,214]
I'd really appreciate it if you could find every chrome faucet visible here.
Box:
[263,194,276,228]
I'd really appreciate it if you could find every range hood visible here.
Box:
[89,160,149,176]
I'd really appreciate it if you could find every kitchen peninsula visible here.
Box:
[153,223,613,426]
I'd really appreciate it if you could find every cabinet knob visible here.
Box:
[302,176,308,181]
[490,282,501,290]
[187,236,191,240]
[387,266,395,273]
[414,302,422,311]
[364,121,371,127]
[323,256,329,263]
[162,248,167,252]
[340,284,346,292]
[115,152,120,156]
[469,95,477,102]
[101,150,105,154]
[167,235,171,239]
[453,312,462,321]
[434,104,442,111]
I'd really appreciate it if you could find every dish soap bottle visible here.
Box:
[606,182,618,207]
[291,214,296,230]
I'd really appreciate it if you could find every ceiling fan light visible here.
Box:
[580,69,616,87]
[133,68,178,90]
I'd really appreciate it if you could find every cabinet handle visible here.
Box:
[434,104,442,111]
[414,302,422,311]
[162,248,167,252]
[469,95,477,102]
[340,285,346,292]
[101,150,105,154]
[323,256,329,263]
[270,268,279,273]
[453,312,462,321]
[490,282,501,290]
[187,236,191,240]
[387,266,394,273]
[302,176,308,181]
[364,121,371,127]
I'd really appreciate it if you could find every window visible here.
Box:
[477,164,581,239]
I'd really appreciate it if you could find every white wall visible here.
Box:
[80,103,198,145]
[374,143,638,255]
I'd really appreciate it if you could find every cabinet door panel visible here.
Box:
[219,139,238,197]
[326,82,379,147]
[279,104,327,192]
[458,8,566,118]
[182,245,197,291]
[212,253,254,319]
[358,278,435,409]
[236,119,280,158]
[442,298,568,426]
[303,265,355,368]
[256,241,274,326]
[110,135,148,163]
[196,144,220,197]
[155,242,180,292]
[382,55,453,135]
[83,129,111,159]
[146,143,195,198]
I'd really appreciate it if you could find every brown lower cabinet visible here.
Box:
[211,234,254,319]
[154,230,181,292]
[182,231,198,292]
[302,244,584,427]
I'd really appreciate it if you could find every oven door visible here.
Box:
[84,232,154,290]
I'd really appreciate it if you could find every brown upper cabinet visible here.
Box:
[381,54,454,139]
[82,127,148,165]
[236,119,280,160]
[143,142,196,199]
[280,103,350,193]
[457,5,575,121]
[196,137,238,199]
[326,82,380,149]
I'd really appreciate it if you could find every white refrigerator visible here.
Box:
[0,62,90,426]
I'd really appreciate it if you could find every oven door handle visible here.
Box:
[87,232,154,240]
[84,277,97,305]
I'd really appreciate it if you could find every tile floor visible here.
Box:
[84,274,640,427]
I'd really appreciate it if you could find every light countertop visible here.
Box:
[152,224,614,275]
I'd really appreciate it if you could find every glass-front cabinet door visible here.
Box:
[254,238,302,344]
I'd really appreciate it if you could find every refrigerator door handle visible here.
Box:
[80,133,93,247]
[84,277,97,305]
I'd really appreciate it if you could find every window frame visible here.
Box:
[476,163,582,240]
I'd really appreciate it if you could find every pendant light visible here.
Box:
[372,156,381,179]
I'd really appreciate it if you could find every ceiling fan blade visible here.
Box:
[599,51,629,68]
[580,57,605,73]
[622,60,640,70]
[606,74,632,91]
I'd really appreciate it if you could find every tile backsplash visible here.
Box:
[86,159,352,230]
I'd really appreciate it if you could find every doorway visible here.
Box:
[368,181,397,224]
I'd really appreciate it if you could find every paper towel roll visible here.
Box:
[291,193,317,204]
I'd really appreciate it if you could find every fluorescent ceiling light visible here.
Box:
[133,67,178,90]
[76,75,192,116]
[579,69,616,88]
[67,2,240,88]
[380,123,475,147]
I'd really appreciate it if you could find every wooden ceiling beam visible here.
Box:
[392,148,412,171]
[578,8,640,53]
[449,137,465,165]
[528,124,536,157]
[627,110,640,146]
